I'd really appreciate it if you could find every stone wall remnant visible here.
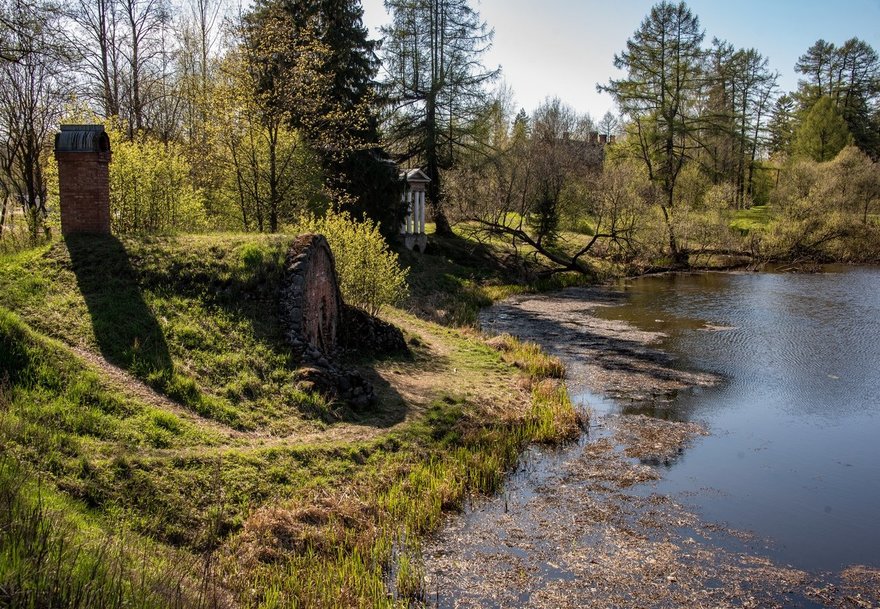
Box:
[280,233,408,411]
[282,233,343,354]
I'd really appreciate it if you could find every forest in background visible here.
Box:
[0,0,878,267]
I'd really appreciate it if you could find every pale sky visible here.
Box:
[361,0,880,120]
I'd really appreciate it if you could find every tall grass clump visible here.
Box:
[229,334,583,608]
[488,333,565,379]
[294,210,408,315]
[0,458,193,609]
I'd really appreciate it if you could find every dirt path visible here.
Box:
[70,312,526,457]
[422,288,880,609]
[71,345,251,439]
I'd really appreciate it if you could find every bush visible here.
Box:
[107,123,207,234]
[293,210,409,315]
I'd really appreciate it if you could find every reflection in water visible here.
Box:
[596,267,880,571]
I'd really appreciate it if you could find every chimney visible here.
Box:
[599,134,608,145]
[54,125,112,235]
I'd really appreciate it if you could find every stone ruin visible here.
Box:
[281,234,407,410]
[282,233,342,354]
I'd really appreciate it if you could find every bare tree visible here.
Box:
[0,0,72,239]
[177,0,225,143]
[65,0,124,117]
[119,0,169,136]
[598,111,619,139]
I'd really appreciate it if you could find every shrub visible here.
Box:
[107,123,207,234]
[293,210,409,315]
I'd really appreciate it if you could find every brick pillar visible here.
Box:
[54,125,112,235]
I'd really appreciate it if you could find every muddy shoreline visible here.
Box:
[422,287,880,608]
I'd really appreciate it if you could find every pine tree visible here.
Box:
[381,0,499,236]
[768,94,796,156]
[793,96,852,162]
[247,0,404,235]
[599,0,704,264]
[795,37,880,158]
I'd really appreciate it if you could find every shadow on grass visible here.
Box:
[64,234,172,377]
[348,343,449,429]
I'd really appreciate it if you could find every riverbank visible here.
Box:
[423,283,880,608]
[0,235,585,608]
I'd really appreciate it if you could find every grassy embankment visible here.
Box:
[0,232,581,607]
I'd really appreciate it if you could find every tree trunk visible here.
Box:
[425,91,452,236]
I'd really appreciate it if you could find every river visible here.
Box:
[424,267,880,608]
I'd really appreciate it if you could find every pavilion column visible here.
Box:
[412,192,420,234]
[400,190,408,234]
[418,191,426,233]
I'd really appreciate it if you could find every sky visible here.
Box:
[360,0,880,120]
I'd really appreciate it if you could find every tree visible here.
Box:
[768,93,796,156]
[795,38,880,157]
[793,96,852,162]
[794,39,837,101]
[107,123,207,233]
[381,0,499,236]
[451,99,625,276]
[118,0,170,136]
[527,98,593,245]
[598,111,619,139]
[701,41,777,207]
[247,0,404,236]
[599,1,705,264]
[768,146,880,260]
[211,31,326,232]
[176,0,225,143]
[64,0,124,118]
[0,0,72,239]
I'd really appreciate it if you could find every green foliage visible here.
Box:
[600,1,705,262]
[794,38,880,158]
[768,94,797,156]
[108,124,207,234]
[210,51,326,233]
[793,97,853,162]
[762,146,880,260]
[294,210,409,315]
[336,149,407,239]
[246,0,403,230]
[381,0,500,235]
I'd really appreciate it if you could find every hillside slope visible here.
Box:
[0,234,579,608]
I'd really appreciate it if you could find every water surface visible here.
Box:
[593,267,880,572]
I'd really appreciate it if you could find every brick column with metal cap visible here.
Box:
[54,124,112,235]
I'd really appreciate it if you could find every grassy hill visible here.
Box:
[0,234,580,608]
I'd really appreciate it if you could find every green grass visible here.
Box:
[0,233,583,607]
[0,234,334,431]
[730,204,774,233]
